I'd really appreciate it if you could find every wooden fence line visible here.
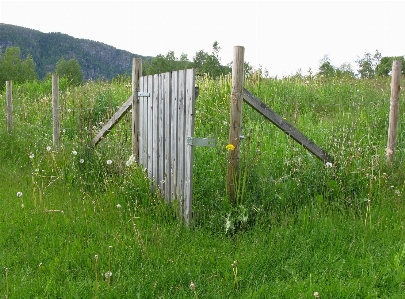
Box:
[6,81,12,133]
[52,74,60,147]
[387,60,402,163]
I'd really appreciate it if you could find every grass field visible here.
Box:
[1,73,405,298]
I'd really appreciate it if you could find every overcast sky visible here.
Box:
[1,0,404,77]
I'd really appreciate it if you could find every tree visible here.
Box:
[318,55,335,77]
[178,53,192,70]
[336,63,355,78]
[356,50,381,78]
[0,46,37,89]
[375,56,405,77]
[21,54,37,81]
[193,41,230,78]
[147,54,169,75]
[55,58,83,85]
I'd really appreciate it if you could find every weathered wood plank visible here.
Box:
[184,69,196,224]
[164,72,172,201]
[92,96,132,146]
[177,70,186,215]
[138,75,146,167]
[171,71,179,201]
[152,74,159,183]
[147,75,154,178]
[158,73,165,192]
[242,88,333,163]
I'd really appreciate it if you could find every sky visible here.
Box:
[1,0,405,77]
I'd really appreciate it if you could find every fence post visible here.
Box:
[386,60,402,163]
[132,58,142,161]
[52,74,60,147]
[227,46,245,204]
[6,81,12,134]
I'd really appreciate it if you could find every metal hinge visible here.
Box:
[187,137,216,147]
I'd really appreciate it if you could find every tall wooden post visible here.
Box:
[386,60,402,163]
[132,58,142,161]
[227,46,245,204]
[6,81,12,134]
[52,74,60,147]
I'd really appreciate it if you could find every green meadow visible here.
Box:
[1,73,405,298]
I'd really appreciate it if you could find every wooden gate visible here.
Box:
[138,69,196,223]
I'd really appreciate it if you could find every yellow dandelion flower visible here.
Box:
[226,144,235,151]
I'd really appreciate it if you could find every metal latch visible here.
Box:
[138,92,150,97]
[187,137,216,147]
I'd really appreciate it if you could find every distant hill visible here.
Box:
[0,23,152,80]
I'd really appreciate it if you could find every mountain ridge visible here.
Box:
[0,23,152,80]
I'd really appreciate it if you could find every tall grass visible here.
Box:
[1,73,405,298]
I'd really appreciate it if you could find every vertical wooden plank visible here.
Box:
[52,74,60,147]
[227,46,245,204]
[184,69,196,224]
[164,72,172,202]
[6,81,12,134]
[177,70,186,216]
[132,58,142,161]
[138,75,145,167]
[152,74,159,184]
[387,60,402,163]
[171,71,179,201]
[148,75,154,179]
[158,73,165,193]
[142,76,149,168]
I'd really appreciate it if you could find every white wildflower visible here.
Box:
[79,159,84,164]
[16,191,23,197]
[72,150,77,156]
[116,203,122,209]
[106,160,112,165]
[29,153,34,159]
[46,146,52,152]
[325,162,333,168]
[104,271,112,279]
[126,154,136,166]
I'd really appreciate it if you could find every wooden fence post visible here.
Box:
[6,81,12,134]
[227,46,245,204]
[386,60,402,163]
[132,58,142,161]
[52,74,60,147]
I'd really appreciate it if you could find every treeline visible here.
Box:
[0,41,240,90]
[1,42,403,91]
[0,46,83,89]
[317,50,405,78]
[142,41,236,78]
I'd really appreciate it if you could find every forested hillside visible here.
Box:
[0,23,151,80]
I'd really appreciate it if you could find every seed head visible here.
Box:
[189,281,195,291]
